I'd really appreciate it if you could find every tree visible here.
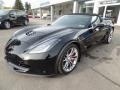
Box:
[25,2,31,13]
[4,7,12,9]
[25,2,31,10]
[13,0,24,10]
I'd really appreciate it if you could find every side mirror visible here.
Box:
[9,14,15,18]
[97,23,104,27]
[89,23,104,32]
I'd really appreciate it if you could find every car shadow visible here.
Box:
[47,42,116,78]
[0,25,31,31]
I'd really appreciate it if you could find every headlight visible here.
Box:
[29,38,60,54]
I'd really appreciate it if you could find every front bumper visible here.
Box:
[5,53,56,75]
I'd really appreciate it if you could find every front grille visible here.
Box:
[5,54,55,75]
[6,54,29,68]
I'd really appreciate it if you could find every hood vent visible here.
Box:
[26,31,36,36]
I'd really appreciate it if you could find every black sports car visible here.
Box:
[5,13,114,75]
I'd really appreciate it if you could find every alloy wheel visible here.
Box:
[62,47,79,72]
[4,21,11,29]
[108,29,113,43]
[24,20,28,26]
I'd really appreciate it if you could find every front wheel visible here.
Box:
[56,44,81,74]
[3,21,11,29]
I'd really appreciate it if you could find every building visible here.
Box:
[85,0,120,25]
[32,0,88,21]
[32,0,120,25]
[0,0,3,9]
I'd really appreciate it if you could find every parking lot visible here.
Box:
[0,19,120,90]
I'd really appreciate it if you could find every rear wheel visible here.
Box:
[23,20,28,26]
[3,21,11,29]
[56,44,81,74]
[103,29,114,44]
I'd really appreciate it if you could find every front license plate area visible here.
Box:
[8,62,29,72]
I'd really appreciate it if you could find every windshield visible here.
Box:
[52,15,97,28]
[0,10,9,16]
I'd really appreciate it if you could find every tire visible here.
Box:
[55,43,81,74]
[3,21,11,29]
[103,29,114,44]
[23,20,28,26]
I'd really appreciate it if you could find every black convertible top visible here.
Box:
[69,13,99,16]
[68,13,102,22]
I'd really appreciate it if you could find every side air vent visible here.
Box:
[8,39,21,46]
[5,39,21,52]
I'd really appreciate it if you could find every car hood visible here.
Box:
[5,25,80,54]
[14,25,77,43]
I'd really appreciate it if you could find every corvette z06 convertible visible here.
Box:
[5,14,114,75]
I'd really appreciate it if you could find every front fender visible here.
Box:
[48,39,86,59]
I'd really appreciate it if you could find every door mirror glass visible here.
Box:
[9,14,15,17]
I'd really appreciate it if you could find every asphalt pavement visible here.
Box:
[0,19,120,90]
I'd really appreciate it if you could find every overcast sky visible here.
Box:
[3,0,42,8]
[3,0,72,8]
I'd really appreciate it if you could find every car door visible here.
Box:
[81,28,96,46]
[81,16,106,46]
[91,17,107,42]
[16,10,26,24]
[9,10,17,24]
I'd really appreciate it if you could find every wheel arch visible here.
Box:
[58,40,85,61]
[55,40,82,74]
[105,25,114,35]
[2,19,12,25]
[108,25,114,32]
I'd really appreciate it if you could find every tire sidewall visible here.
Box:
[4,21,11,29]
[55,43,81,74]
[106,29,114,44]
[23,20,28,26]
